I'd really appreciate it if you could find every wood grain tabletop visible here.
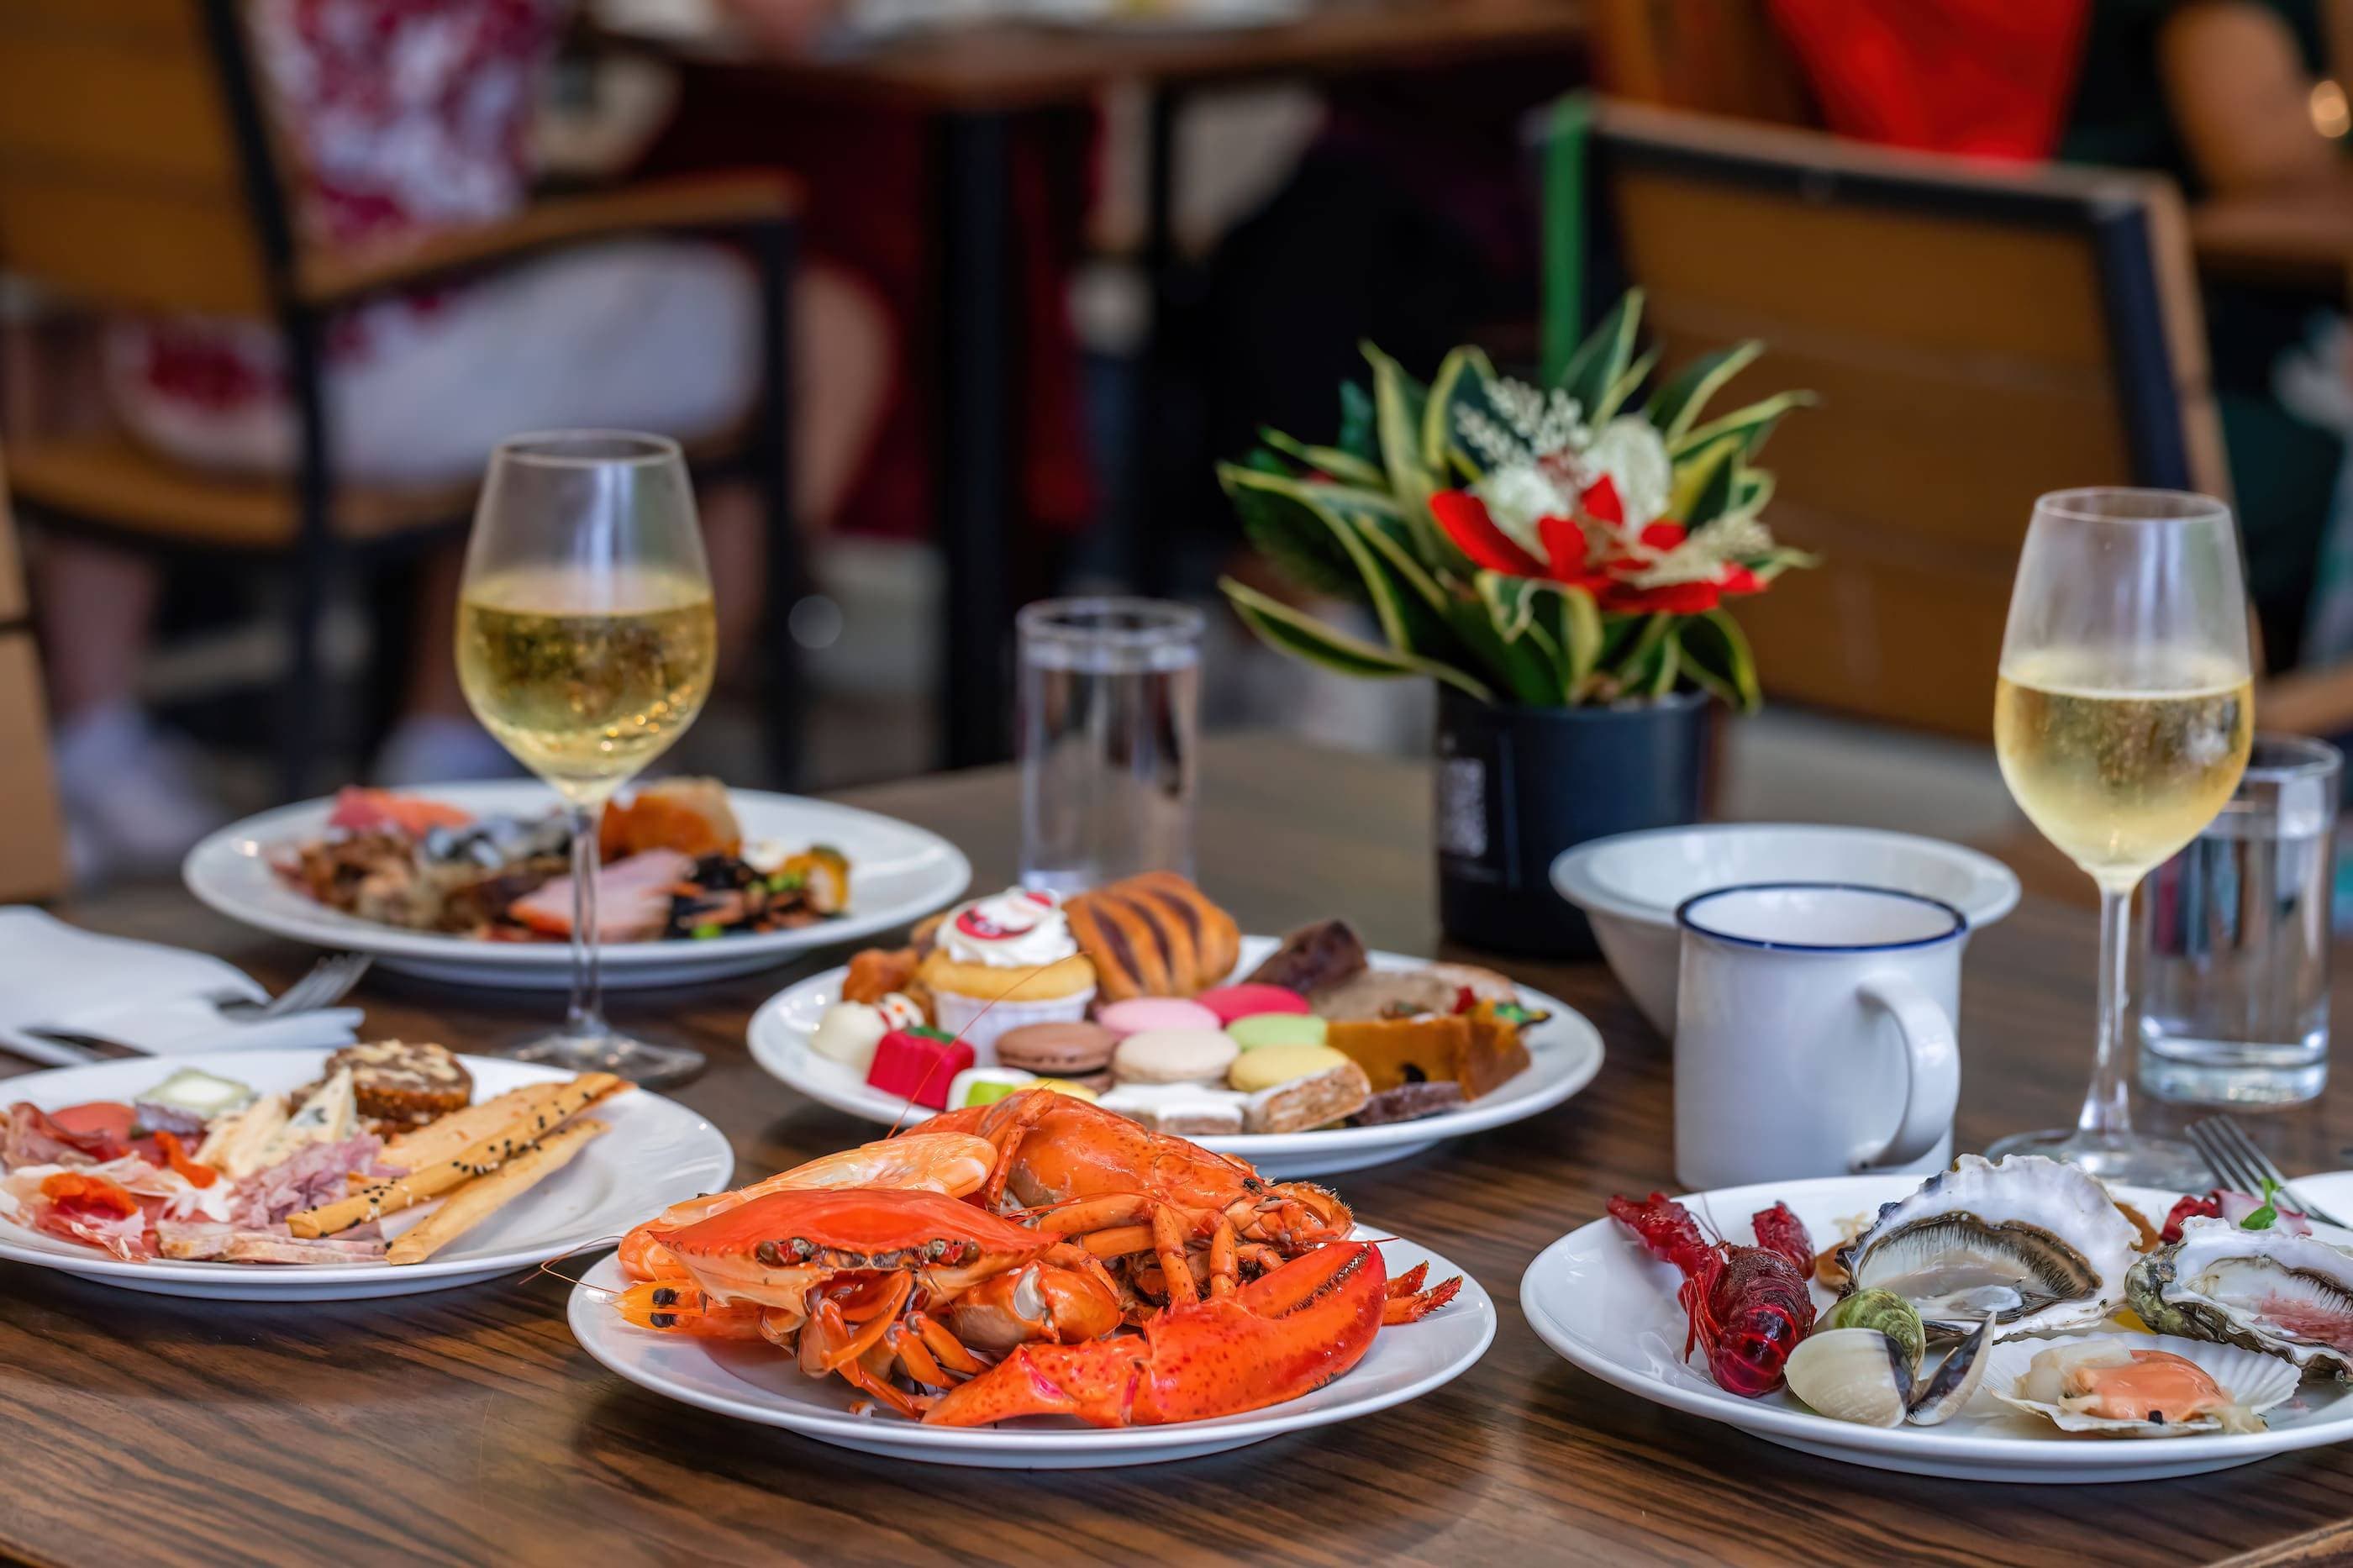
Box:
[6,734,2352,1567]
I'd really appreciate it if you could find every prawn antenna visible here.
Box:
[532,1233,629,1296]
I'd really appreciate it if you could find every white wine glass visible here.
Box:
[456,432,718,1087]
[1989,488,2254,1185]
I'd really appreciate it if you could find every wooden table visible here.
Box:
[600,0,1589,768]
[8,734,2353,1567]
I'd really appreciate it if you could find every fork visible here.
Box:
[2187,1114,2350,1228]
[217,952,372,1020]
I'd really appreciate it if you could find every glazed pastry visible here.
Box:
[843,946,920,1004]
[1112,1027,1240,1086]
[947,1066,1035,1109]
[1227,1013,1328,1051]
[1096,997,1220,1038]
[810,1001,890,1071]
[1063,872,1243,1000]
[917,888,1098,1062]
[995,1020,1119,1081]
[1192,983,1309,1024]
[1240,1058,1372,1134]
[865,1028,975,1110]
[1098,1083,1247,1137]
[1351,1081,1466,1124]
[1244,918,1367,995]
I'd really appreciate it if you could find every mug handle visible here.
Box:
[1851,972,1961,1172]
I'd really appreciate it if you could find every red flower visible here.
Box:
[1581,476,1625,525]
[1430,491,1546,577]
[1603,581,1723,614]
[1430,483,1772,616]
[1719,563,1763,595]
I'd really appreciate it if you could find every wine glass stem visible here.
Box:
[2075,878,2136,1141]
[565,801,606,1039]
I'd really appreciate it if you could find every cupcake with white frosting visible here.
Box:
[916,888,1098,1063]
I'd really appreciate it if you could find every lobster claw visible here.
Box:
[923,1241,1391,1428]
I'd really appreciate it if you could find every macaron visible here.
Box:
[947,1066,1035,1109]
[1096,997,1221,1038]
[1112,1027,1240,1086]
[1193,983,1310,1024]
[995,1021,1117,1079]
[1228,1040,1353,1094]
[1227,1013,1328,1051]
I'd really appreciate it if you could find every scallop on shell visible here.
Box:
[1837,1155,2137,1339]
[1985,1334,2298,1438]
[2125,1217,2353,1378]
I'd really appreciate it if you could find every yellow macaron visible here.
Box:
[1227,1041,1352,1093]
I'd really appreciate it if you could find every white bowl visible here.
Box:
[1550,823,2019,1034]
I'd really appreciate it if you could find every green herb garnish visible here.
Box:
[692,922,724,940]
[2242,1177,2283,1230]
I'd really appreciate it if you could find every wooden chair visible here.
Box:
[0,0,803,797]
[1540,99,2226,739]
[0,448,68,901]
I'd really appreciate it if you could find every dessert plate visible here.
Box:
[1523,1171,2353,1482]
[746,937,1604,1179]
[569,1224,1493,1467]
[0,1050,734,1301]
[184,782,971,991]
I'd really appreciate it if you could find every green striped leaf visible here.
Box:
[1671,389,1818,460]
[1593,343,1661,425]
[1677,608,1761,712]
[1221,577,1495,701]
[1257,427,1389,490]
[1555,287,1643,418]
[1645,341,1763,445]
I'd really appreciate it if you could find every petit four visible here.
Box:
[995,1020,1119,1087]
[1240,1056,1371,1134]
[844,946,920,1004]
[1064,872,1242,999]
[1244,918,1367,995]
[866,1028,975,1109]
[1098,1082,1247,1136]
[1112,1027,1240,1086]
[1192,983,1309,1023]
[876,992,929,1033]
[811,1001,891,1070]
[1226,1013,1328,1051]
[918,888,1098,1060]
[947,1066,1035,1109]
[1097,997,1220,1038]
[1325,1002,1530,1099]
[1229,1041,1350,1094]
[1352,1081,1466,1124]
[1026,1077,1102,1102]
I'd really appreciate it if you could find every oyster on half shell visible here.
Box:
[2125,1217,2353,1378]
[1837,1155,2137,1339]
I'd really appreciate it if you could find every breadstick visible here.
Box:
[288,1074,615,1238]
[387,1118,608,1265]
[372,1074,624,1175]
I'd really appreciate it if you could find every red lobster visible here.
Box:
[1608,1193,1815,1397]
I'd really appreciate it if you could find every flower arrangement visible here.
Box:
[1217,289,1815,710]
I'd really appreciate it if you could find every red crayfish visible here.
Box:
[1608,1192,1816,1397]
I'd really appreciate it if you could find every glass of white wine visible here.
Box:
[457,432,718,1086]
[1990,488,2254,1185]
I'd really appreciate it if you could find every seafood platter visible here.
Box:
[567,1086,1496,1466]
[1522,1154,2353,1481]
[183,780,971,989]
[747,874,1605,1178]
[0,1046,731,1300]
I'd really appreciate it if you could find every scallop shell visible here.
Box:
[1984,1334,2298,1438]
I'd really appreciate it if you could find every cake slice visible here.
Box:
[324,1040,472,1129]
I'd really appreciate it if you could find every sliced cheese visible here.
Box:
[260,1067,355,1165]
[197,1096,291,1180]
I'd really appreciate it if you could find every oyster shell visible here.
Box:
[1837,1155,2136,1338]
[2125,1217,2353,1378]
[1986,1334,2295,1437]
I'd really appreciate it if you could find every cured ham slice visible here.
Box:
[508,850,692,942]
[326,787,472,839]
[155,1222,386,1264]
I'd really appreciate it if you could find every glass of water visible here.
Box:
[1017,597,1203,895]
[2138,734,2341,1106]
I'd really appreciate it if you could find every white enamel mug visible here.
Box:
[1672,883,1965,1190]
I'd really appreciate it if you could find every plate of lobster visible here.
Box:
[1523,1156,2353,1482]
[747,876,1603,1180]
[567,1087,1496,1466]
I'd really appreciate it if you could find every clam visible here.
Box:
[1837,1155,2138,1339]
[1903,1312,1993,1426]
[1782,1312,1994,1429]
[1821,1289,1926,1374]
[2126,1217,2353,1379]
[1987,1334,2296,1438]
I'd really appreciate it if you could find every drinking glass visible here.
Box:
[1988,488,2254,1186]
[1017,597,1203,895]
[456,432,718,1086]
[2139,734,2340,1107]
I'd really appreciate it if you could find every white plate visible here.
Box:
[746,936,1605,1179]
[569,1225,1493,1467]
[183,782,971,991]
[1521,1171,2353,1482]
[0,1050,734,1301]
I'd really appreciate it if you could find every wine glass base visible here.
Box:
[1981,1127,2213,1191]
[503,1025,704,1090]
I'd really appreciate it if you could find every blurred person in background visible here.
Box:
[39,0,891,877]
[1767,0,2353,673]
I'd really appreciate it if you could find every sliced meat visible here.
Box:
[327,787,472,839]
[155,1221,387,1264]
[508,850,695,942]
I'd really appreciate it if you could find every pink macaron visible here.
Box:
[1095,997,1220,1038]
[1192,983,1311,1024]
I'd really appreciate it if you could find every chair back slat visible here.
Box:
[0,449,69,902]
[0,0,277,314]
[1570,103,2225,739]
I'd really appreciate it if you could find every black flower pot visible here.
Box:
[1434,686,1709,958]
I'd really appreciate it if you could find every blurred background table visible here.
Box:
[5,734,2353,1567]
[597,0,1591,767]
